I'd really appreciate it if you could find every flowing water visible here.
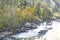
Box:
[3,20,60,40]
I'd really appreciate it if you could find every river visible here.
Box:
[3,19,60,40]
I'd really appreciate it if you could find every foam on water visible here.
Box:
[11,20,60,40]
[12,21,52,38]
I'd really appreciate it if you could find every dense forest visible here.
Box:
[0,0,60,34]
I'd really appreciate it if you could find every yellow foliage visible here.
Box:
[20,6,36,17]
[34,15,40,20]
[53,13,60,17]
[16,8,22,14]
[16,6,36,15]
[21,6,36,16]
[30,6,36,13]
[16,6,37,22]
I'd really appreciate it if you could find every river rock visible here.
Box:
[0,32,12,39]
[33,20,42,26]
[25,27,31,30]
[31,24,37,29]
[23,22,32,28]
[20,27,25,32]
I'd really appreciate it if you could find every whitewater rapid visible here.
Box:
[45,21,60,40]
[12,20,60,40]
[12,21,52,38]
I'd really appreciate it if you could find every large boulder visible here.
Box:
[23,22,37,29]
[23,22,32,28]
[31,22,37,29]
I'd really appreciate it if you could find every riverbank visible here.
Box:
[0,19,60,40]
[0,20,41,39]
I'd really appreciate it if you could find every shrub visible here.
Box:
[0,17,4,29]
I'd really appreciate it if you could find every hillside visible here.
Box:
[0,0,60,40]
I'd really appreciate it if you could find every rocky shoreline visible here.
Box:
[0,20,42,39]
[0,19,55,40]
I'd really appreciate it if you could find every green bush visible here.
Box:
[0,17,4,29]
